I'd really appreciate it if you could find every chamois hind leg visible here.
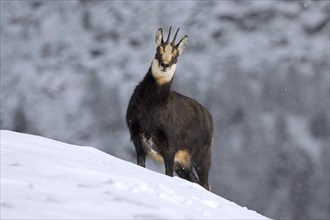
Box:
[194,151,211,191]
[164,152,175,177]
[175,164,199,183]
[156,129,175,177]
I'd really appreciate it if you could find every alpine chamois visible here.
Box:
[126,27,213,190]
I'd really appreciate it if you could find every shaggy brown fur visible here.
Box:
[126,27,213,190]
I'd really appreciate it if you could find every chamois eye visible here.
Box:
[157,46,164,54]
[155,52,161,59]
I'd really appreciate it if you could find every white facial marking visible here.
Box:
[162,44,173,63]
[151,59,176,85]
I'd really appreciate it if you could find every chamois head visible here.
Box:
[151,27,188,85]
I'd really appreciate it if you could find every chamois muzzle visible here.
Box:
[160,63,170,69]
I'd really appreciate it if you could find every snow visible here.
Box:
[0,130,269,219]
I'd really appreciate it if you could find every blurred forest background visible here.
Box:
[1,1,329,219]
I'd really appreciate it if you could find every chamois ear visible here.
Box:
[176,35,188,54]
[155,28,163,46]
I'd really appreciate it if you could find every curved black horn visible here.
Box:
[166,26,172,43]
[172,28,180,45]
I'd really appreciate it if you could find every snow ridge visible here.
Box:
[1,130,269,219]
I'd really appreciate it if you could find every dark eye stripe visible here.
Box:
[158,46,164,54]
[170,57,177,65]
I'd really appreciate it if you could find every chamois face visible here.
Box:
[152,27,188,85]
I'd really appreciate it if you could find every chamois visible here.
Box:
[126,27,213,190]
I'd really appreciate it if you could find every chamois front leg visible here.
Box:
[137,152,146,167]
[128,121,146,167]
[132,136,146,167]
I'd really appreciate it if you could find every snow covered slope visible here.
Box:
[0,130,269,219]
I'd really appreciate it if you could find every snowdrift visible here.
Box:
[1,130,269,219]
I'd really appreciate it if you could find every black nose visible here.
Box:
[160,63,170,68]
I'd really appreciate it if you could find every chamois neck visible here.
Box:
[147,66,173,93]
[137,67,172,104]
